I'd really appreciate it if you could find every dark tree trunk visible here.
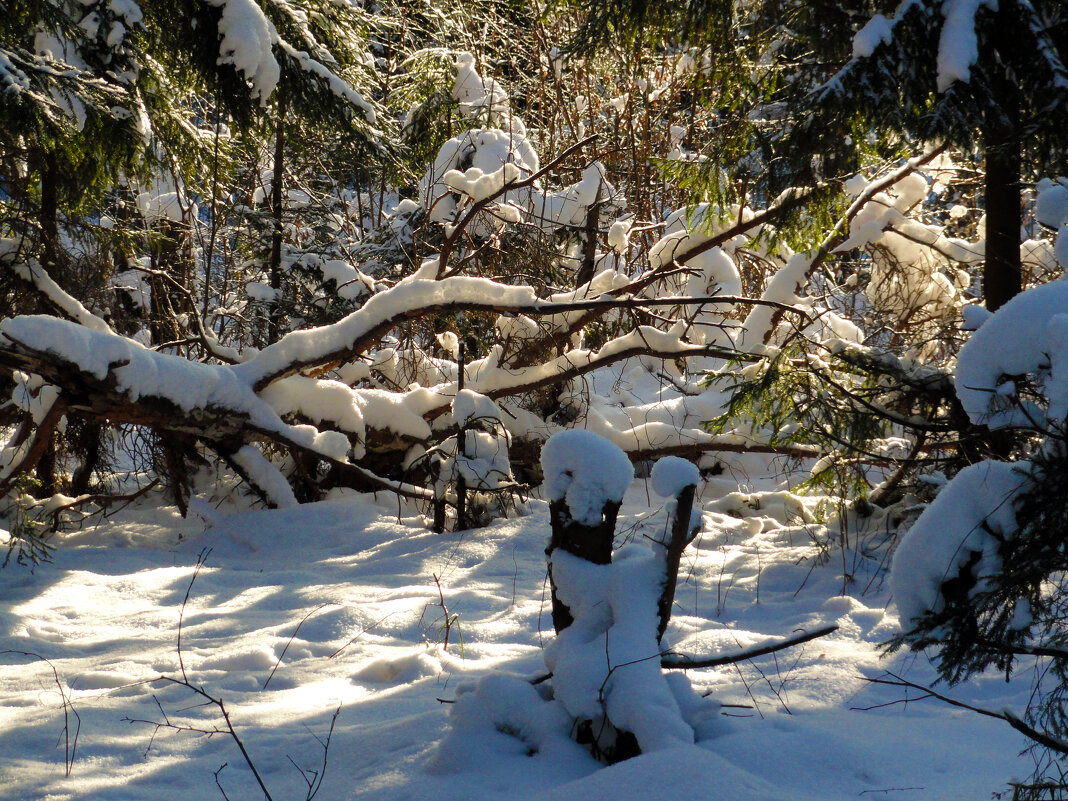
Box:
[544,494,639,763]
[576,189,601,287]
[34,437,58,498]
[70,423,103,496]
[268,81,287,344]
[147,221,188,346]
[455,342,467,531]
[39,150,59,270]
[982,0,1023,313]
[656,482,696,642]
[31,151,59,493]
[159,432,197,518]
[983,140,1021,313]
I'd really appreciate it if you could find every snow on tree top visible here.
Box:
[453,52,508,114]
[936,0,997,93]
[852,14,893,59]
[540,429,634,526]
[137,191,195,224]
[1035,178,1068,229]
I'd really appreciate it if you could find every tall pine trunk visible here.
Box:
[268,81,287,344]
[39,150,59,270]
[982,0,1022,313]
[34,150,60,496]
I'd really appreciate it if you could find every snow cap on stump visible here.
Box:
[650,456,700,499]
[541,429,634,526]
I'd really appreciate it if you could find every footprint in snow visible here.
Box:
[352,648,445,685]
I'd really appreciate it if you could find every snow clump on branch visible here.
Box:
[890,460,1025,627]
[889,279,1068,630]
[954,280,1068,430]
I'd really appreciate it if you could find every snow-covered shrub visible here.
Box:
[428,436,721,769]
[5,0,1066,569]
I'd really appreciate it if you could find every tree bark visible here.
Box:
[546,497,619,632]
[268,80,288,344]
[656,482,696,642]
[544,494,640,762]
[0,399,67,498]
[982,0,1022,313]
[39,150,59,271]
[70,422,103,496]
[455,342,467,531]
[576,189,601,287]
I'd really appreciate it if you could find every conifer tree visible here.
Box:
[793,0,1068,310]
[563,0,1068,311]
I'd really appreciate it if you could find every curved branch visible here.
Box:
[661,625,839,669]
[756,146,950,344]
[239,279,811,392]
[865,672,1068,757]
[0,396,67,497]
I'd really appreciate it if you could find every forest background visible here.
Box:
[3,0,1068,798]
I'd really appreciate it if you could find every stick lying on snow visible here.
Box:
[526,624,840,687]
[660,624,839,669]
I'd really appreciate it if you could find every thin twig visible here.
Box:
[263,604,341,690]
[178,548,212,684]
[328,610,397,659]
[1,650,80,776]
[128,675,275,801]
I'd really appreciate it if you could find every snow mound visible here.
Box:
[453,389,502,427]
[354,648,444,684]
[547,547,695,753]
[429,673,591,774]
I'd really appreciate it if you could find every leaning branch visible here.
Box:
[505,186,823,368]
[0,332,434,504]
[10,261,114,334]
[757,145,950,343]
[0,396,67,497]
[0,650,80,776]
[240,280,810,392]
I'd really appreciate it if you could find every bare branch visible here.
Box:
[437,135,599,277]
[661,625,839,669]
[264,604,341,690]
[863,672,1068,756]
[178,548,212,684]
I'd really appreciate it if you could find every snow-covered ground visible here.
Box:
[0,474,1037,801]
